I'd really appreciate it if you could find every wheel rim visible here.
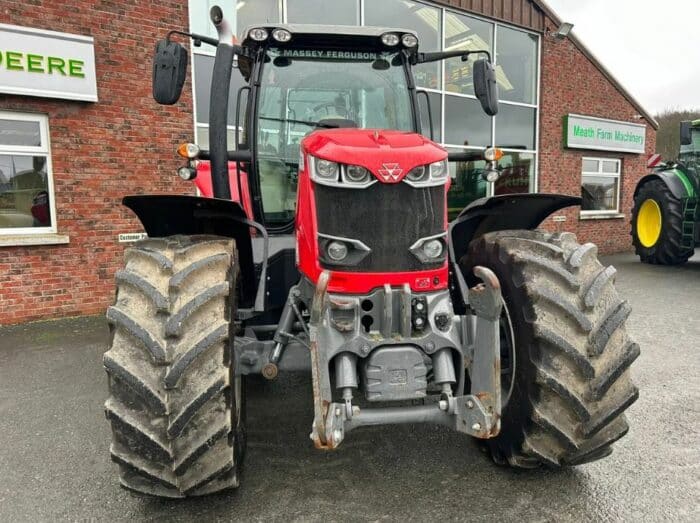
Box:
[499,299,516,408]
[637,198,662,247]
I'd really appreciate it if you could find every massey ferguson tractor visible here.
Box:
[631,120,699,264]
[103,6,639,497]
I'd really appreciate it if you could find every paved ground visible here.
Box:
[0,253,698,522]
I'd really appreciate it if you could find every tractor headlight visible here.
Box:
[422,239,444,259]
[403,159,449,187]
[310,157,340,185]
[249,28,269,41]
[429,160,448,179]
[401,34,418,47]
[406,165,428,183]
[177,166,197,181]
[344,164,371,184]
[327,241,349,261]
[381,33,400,46]
[410,234,447,263]
[272,28,292,42]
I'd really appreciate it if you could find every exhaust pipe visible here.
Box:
[208,5,235,200]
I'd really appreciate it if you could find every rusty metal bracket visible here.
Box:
[466,266,502,438]
[309,271,333,449]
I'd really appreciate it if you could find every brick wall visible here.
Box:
[537,15,657,253]
[0,1,195,325]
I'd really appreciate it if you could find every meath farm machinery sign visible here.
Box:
[565,114,646,154]
[0,23,97,102]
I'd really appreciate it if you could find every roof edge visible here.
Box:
[534,0,659,130]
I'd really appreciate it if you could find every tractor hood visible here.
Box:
[303,129,447,184]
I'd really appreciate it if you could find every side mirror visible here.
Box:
[473,59,499,116]
[680,121,692,146]
[152,38,188,105]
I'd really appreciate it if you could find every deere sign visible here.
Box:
[0,23,97,102]
[564,114,646,154]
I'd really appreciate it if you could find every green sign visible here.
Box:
[564,114,646,154]
[0,23,97,102]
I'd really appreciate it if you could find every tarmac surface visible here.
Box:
[0,253,698,522]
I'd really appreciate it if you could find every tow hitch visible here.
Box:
[310,267,502,449]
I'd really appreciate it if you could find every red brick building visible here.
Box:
[0,0,657,324]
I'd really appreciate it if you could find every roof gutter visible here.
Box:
[535,0,659,130]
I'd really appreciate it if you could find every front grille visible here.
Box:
[315,182,445,272]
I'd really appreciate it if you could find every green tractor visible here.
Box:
[632,120,699,264]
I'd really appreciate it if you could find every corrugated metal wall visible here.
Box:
[433,0,545,32]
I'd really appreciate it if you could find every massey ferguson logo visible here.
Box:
[378,163,403,182]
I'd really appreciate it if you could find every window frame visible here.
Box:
[580,156,622,216]
[0,111,57,236]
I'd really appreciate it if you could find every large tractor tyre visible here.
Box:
[631,179,694,264]
[104,235,246,497]
[462,230,639,468]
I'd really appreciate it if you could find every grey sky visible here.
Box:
[545,0,700,115]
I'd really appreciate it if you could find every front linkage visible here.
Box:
[308,267,502,449]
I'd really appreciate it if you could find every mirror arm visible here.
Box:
[197,150,252,162]
[415,49,492,64]
[447,151,483,162]
[166,30,219,48]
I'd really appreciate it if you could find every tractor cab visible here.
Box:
[178,23,498,233]
[679,119,700,174]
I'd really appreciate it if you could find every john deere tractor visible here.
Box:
[632,120,699,264]
[102,5,639,497]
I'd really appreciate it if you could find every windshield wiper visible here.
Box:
[259,116,340,129]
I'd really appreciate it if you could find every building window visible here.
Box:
[0,112,55,234]
[581,157,621,215]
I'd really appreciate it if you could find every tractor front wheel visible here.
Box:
[631,179,694,264]
[462,230,639,468]
[104,235,245,497]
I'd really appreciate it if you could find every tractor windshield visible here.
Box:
[679,126,700,173]
[256,48,414,227]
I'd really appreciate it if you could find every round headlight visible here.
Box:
[345,165,370,183]
[177,166,197,181]
[422,239,444,259]
[381,33,400,46]
[327,241,348,261]
[429,160,448,179]
[484,169,500,183]
[406,165,428,182]
[484,147,504,162]
[272,28,292,42]
[401,34,418,47]
[249,28,269,41]
[316,159,339,179]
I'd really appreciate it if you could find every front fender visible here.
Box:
[447,193,580,312]
[449,193,581,261]
[635,170,696,200]
[123,195,258,308]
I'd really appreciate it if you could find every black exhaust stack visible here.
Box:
[209,6,234,200]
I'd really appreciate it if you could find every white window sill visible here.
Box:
[579,213,626,220]
[0,233,70,247]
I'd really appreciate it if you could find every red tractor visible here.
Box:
[104,6,639,497]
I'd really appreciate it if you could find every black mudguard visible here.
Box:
[123,195,258,308]
[448,193,581,310]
